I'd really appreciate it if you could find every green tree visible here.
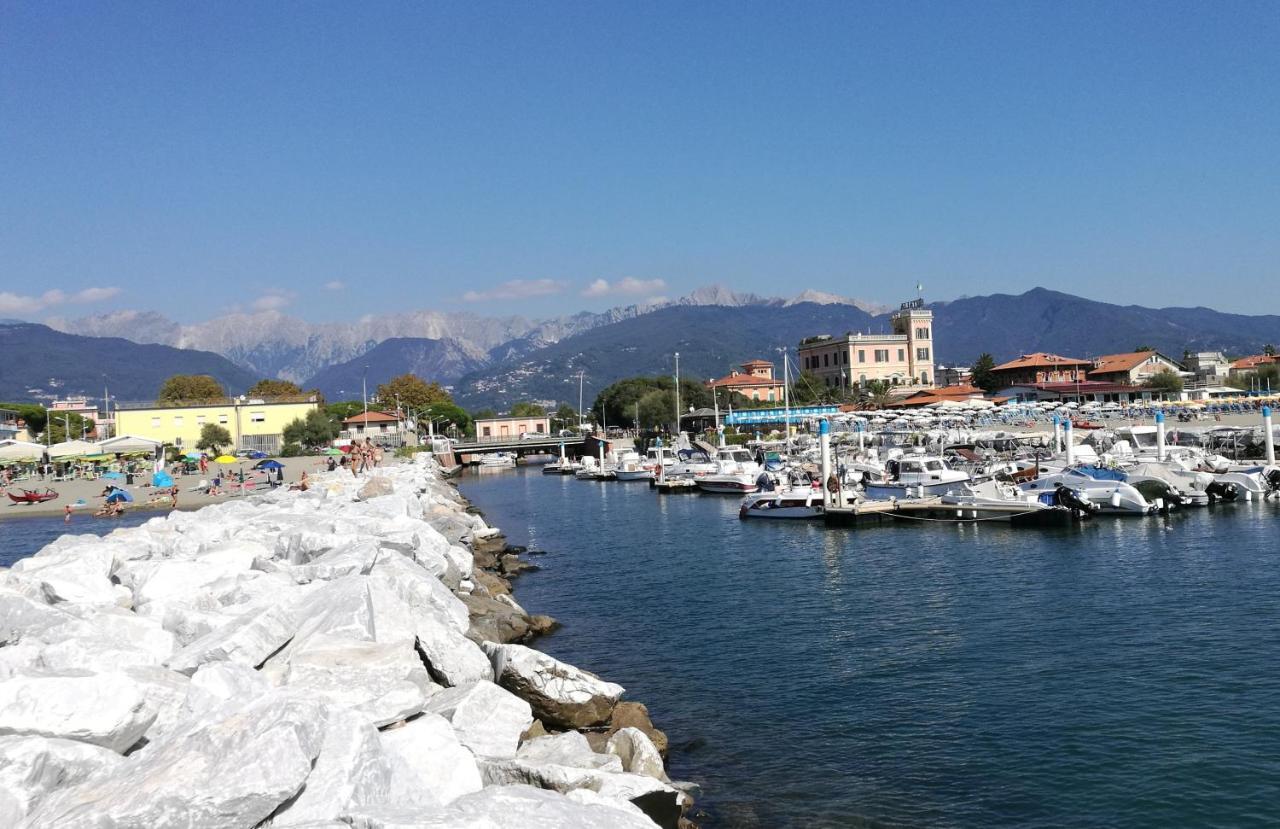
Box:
[247,378,303,397]
[375,374,452,411]
[553,403,578,428]
[1133,344,1155,353]
[1143,369,1184,397]
[1265,344,1277,357]
[861,379,894,408]
[970,353,998,393]
[472,408,496,421]
[158,374,226,404]
[592,375,711,429]
[635,389,676,430]
[510,402,546,417]
[282,409,339,449]
[789,370,837,405]
[325,400,365,421]
[45,413,95,443]
[420,401,472,437]
[196,423,233,453]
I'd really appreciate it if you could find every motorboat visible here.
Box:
[739,483,825,519]
[613,451,652,481]
[938,478,1093,525]
[478,452,516,469]
[7,488,59,505]
[861,455,972,501]
[695,448,763,494]
[1018,466,1156,514]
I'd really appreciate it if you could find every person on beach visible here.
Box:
[290,471,310,491]
[327,456,337,472]
[373,442,383,468]
[170,485,179,510]
[64,504,72,523]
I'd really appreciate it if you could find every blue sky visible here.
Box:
[2,1,1277,322]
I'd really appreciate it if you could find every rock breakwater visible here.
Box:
[0,456,693,828]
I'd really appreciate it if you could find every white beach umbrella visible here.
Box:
[48,439,102,459]
[0,440,46,462]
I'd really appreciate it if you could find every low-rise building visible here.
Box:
[935,365,971,388]
[113,396,322,454]
[1230,354,1279,376]
[989,353,1092,387]
[1088,351,1184,384]
[0,408,18,441]
[342,411,415,447]
[706,359,786,402]
[997,381,1153,404]
[474,414,551,441]
[798,298,936,389]
[888,384,993,408]
[1185,352,1231,384]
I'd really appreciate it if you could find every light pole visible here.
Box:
[361,367,369,422]
[674,352,680,435]
[577,371,585,430]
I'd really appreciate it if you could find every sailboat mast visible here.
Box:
[674,352,681,435]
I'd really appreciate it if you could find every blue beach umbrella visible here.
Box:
[254,459,285,471]
[106,489,133,504]
[152,471,174,488]
[101,471,124,480]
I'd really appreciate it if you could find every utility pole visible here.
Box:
[578,371,585,430]
[674,352,681,435]
[362,366,369,423]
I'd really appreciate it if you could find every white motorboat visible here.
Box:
[478,452,516,469]
[739,484,826,519]
[613,450,651,481]
[1018,466,1156,514]
[938,478,1093,524]
[696,448,763,494]
[861,455,972,500]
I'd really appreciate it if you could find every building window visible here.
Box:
[842,351,848,364]
[858,350,865,363]
[898,349,905,362]
[859,374,867,384]
[915,327,930,340]
[483,426,491,437]
[823,354,829,367]
[536,423,545,433]
[917,348,930,361]
[250,411,265,423]
[874,349,889,363]
[219,415,228,424]
[920,372,930,384]
[151,417,161,428]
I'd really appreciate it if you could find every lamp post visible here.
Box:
[674,352,681,435]
[362,366,369,423]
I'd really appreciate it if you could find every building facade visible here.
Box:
[1088,351,1185,384]
[474,415,552,441]
[1185,352,1231,384]
[989,353,1092,387]
[114,397,321,454]
[706,359,786,402]
[0,408,18,441]
[797,299,936,389]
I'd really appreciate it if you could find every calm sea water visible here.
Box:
[460,468,1280,829]
[0,511,157,568]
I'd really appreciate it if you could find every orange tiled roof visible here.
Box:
[708,373,784,388]
[739,359,774,368]
[343,411,399,424]
[1090,351,1158,375]
[992,353,1091,372]
[1231,354,1279,369]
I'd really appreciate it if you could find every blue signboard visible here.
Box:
[724,405,839,425]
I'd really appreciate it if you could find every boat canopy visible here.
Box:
[1074,465,1128,482]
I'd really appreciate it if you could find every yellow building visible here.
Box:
[798,299,936,389]
[114,396,322,454]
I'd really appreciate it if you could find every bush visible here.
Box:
[279,442,304,457]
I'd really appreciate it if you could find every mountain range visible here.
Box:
[19,286,1280,409]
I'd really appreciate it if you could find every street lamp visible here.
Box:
[361,367,369,422]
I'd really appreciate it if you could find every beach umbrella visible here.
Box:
[101,471,125,480]
[106,489,134,504]
[214,455,238,464]
[184,452,201,461]
[254,459,285,470]
[323,448,343,456]
[152,471,174,488]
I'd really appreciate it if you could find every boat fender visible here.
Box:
[826,474,840,493]
[1109,491,1122,509]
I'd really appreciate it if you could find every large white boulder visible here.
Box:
[165,586,314,675]
[380,713,483,805]
[606,727,668,781]
[345,784,660,829]
[517,731,623,772]
[0,671,156,752]
[0,589,69,644]
[8,545,117,605]
[271,636,435,727]
[0,735,123,825]
[369,550,468,633]
[271,711,393,826]
[38,607,176,672]
[484,643,625,729]
[24,691,327,828]
[423,680,532,760]
[183,661,271,718]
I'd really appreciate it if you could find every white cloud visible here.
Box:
[323,280,345,291]
[461,279,568,303]
[0,286,120,315]
[251,292,294,312]
[580,277,667,298]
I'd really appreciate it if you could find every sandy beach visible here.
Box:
[0,455,392,521]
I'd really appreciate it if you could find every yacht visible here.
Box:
[614,450,652,481]
[478,452,516,470]
[1018,466,1156,514]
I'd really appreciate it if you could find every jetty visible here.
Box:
[0,456,689,828]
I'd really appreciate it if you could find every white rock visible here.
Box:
[0,589,69,644]
[484,643,625,729]
[354,784,661,829]
[120,665,191,744]
[24,690,327,828]
[518,731,623,772]
[423,680,532,760]
[369,550,468,633]
[564,788,656,822]
[184,661,271,718]
[289,539,380,583]
[415,613,493,688]
[38,607,176,672]
[165,586,314,675]
[0,735,123,825]
[0,671,156,752]
[8,545,116,605]
[271,711,392,826]
[606,727,668,781]
[380,713,483,805]
[272,636,435,727]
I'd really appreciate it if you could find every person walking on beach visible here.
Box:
[170,485,179,510]
[64,504,72,523]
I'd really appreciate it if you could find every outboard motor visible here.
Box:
[756,471,775,492]
[1205,481,1240,502]
[1054,484,1099,516]
[1265,468,1280,493]
[1132,479,1181,513]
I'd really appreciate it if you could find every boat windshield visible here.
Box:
[925,460,946,471]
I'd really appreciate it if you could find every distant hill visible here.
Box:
[0,322,258,402]
[305,337,489,400]
[452,303,880,409]
[929,288,1280,363]
[451,289,1280,408]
